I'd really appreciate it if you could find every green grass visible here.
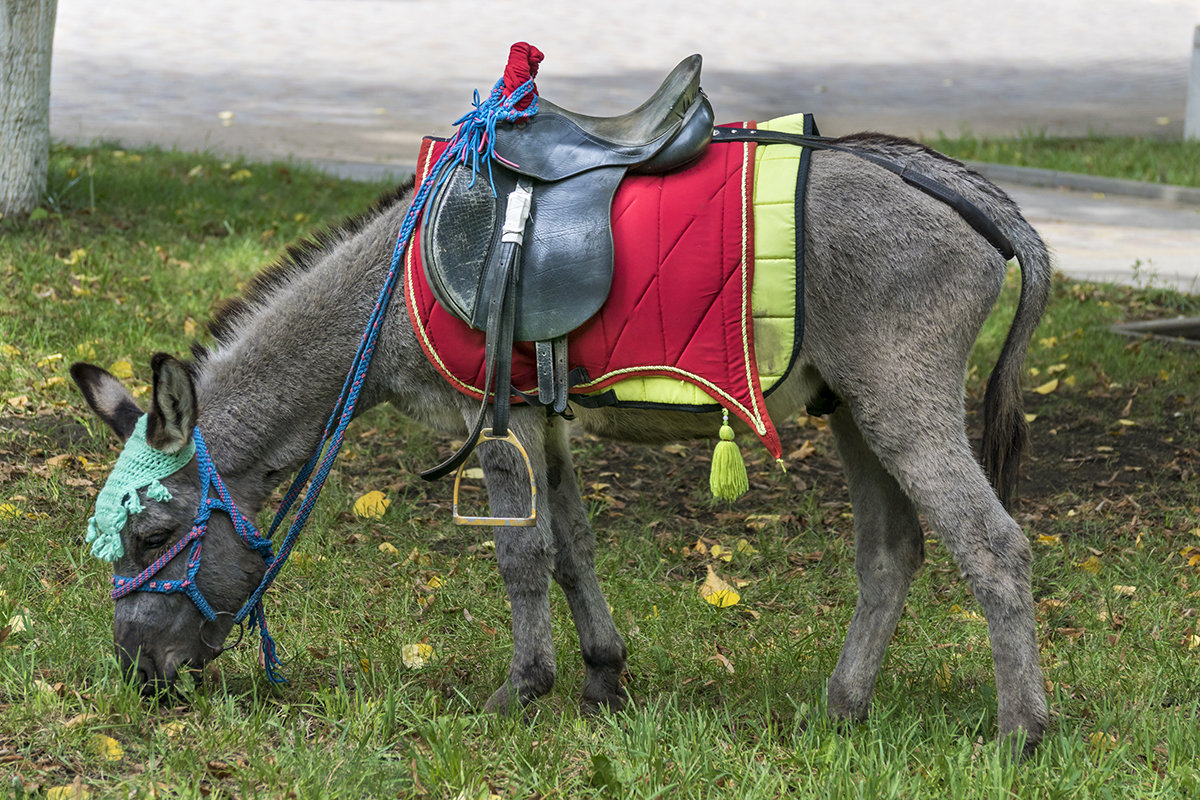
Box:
[928,134,1200,188]
[1,144,1199,798]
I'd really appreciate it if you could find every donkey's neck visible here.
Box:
[192,195,411,511]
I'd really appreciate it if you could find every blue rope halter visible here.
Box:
[109,77,539,684]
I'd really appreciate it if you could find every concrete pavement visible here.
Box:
[48,0,1200,292]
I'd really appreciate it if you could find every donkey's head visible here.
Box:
[71,354,268,693]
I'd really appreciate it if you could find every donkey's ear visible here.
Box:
[70,362,144,442]
[146,353,197,454]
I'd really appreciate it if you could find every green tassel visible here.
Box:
[710,410,749,501]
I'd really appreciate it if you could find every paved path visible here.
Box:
[48,0,1200,292]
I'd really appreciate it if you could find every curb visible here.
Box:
[965,161,1200,207]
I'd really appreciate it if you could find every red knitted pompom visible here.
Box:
[502,42,544,111]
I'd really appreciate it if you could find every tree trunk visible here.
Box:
[0,0,57,217]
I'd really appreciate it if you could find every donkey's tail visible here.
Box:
[980,209,1053,510]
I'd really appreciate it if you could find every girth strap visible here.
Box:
[711,127,1016,260]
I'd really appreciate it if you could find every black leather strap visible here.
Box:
[420,240,520,481]
[711,127,1016,260]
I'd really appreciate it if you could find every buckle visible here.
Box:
[452,429,537,527]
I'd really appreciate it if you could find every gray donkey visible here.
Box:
[71,134,1051,751]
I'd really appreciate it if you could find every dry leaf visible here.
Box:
[1078,556,1102,575]
[401,643,434,669]
[1112,585,1137,597]
[161,720,187,738]
[708,544,733,562]
[699,565,740,608]
[461,467,485,479]
[934,661,952,691]
[1032,378,1059,395]
[745,514,781,531]
[0,503,21,520]
[353,491,390,519]
[47,781,90,800]
[788,440,816,461]
[709,648,735,674]
[378,542,399,556]
[734,538,758,556]
[1036,534,1061,546]
[90,734,123,761]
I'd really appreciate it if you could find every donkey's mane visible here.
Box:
[193,177,416,366]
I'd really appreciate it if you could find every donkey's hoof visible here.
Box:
[581,682,629,715]
[484,682,527,716]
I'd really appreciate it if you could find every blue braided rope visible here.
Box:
[227,77,540,683]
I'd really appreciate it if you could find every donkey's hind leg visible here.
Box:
[476,415,557,714]
[825,405,925,723]
[835,389,1048,749]
[544,416,628,711]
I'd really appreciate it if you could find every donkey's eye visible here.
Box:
[143,531,171,550]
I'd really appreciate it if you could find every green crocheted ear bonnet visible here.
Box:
[86,415,196,561]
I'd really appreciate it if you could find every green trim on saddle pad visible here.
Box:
[585,112,809,407]
[86,415,195,562]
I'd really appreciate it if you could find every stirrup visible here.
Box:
[452,429,538,527]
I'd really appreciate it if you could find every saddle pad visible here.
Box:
[405,115,814,459]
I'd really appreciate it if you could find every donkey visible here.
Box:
[72,133,1051,751]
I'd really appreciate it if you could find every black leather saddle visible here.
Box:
[420,55,714,483]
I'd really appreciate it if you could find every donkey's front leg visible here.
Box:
[477,416,556,714]
[544,417,628,712]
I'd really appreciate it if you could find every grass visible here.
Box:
[928,133,1200,189]
[1,143,1198,798]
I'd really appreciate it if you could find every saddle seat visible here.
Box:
[491,54,712,181]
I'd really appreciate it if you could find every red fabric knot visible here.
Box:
[503,42,544,111]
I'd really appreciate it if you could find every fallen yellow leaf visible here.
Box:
[401,643,434,669]
[1112,585,1137,597]
[161,720,187,738]
[0,343,20,358]
[378,542,399,556]
[1036,534,1060,546]
[1078,556,1102,575]
[699,565,740,608]
[1032,378,1059,395]
[0,503,20,520]
[426,575,444,589]
[1024,413,1038,423]
[353,491,390,519]
[708,544,733,562]
[57,248,87,266]
[47,784,91,800]
[90,734,123,761]
[734,538,758,556]
[108,360,133,380]
[934,661,952,691]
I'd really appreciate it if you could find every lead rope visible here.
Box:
[235,45,543,683]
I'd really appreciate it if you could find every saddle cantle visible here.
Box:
[420,53,714,483]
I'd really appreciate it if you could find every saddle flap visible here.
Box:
[420,156,622,343]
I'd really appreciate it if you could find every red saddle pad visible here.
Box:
[404,127,782,458]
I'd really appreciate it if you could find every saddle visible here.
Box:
[420,53,714,486]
